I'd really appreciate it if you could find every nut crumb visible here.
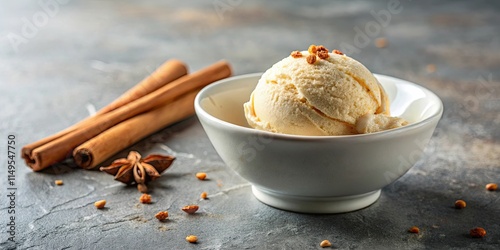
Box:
[139,193,152,204]
[308,44,317,54]
[186,235,198,243]
[55,180,63,186]
[470,227,486,238]
[408,226,420,234]
[318,50,329,60]
[319,240,332,248]
[94,200,106,209]
[196,172,207,180]
[486,183,498,191]
[333,49,344,55]
[316,45,328,53]
[200,192,208,199]
[290,51,302,58]
[155,211,169,221]
[306,55,317,64]
[375,37,388,48]
[454,199,466,209]
[182,205,199,214]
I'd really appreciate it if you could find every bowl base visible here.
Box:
[252,186,381,214]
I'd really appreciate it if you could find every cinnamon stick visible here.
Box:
[22,59,187,166]
[25,61,232,171]
[73,90,198,169]
[95,59,188,115]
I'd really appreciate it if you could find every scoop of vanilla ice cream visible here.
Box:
[244,48,407,136]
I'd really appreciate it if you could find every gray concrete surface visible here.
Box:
[1,0,499,249]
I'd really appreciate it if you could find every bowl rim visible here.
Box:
[194,73,443,141]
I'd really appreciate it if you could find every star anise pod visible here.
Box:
[99,151,175,193]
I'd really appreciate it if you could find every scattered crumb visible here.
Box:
[186,235,198,243]
[320,240,332,248]
[290,51,302,58]
[55,180,63,186]
[318,50,329,59]
[182,205,199,214]
[200,192,208,199]
[196,172,207,180]
[306,55,317,64]
[308,44,317,54]
[470,227,486,238]
[426,64,436,73]
[454,199,467,209]
[375,37,388,48]
[408,226,420,234]
[333,49,344,55]
[94,200,106,209]
[139,193,152,204]
[486,183,498,191]
[158,225,169,232]
[316,45,328,53]
[155,211,169,221]
[432,225,440,229]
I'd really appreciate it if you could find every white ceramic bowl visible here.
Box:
[195,73,443,213]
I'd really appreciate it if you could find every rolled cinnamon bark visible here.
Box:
[22,59,187,166]
[73,90,198,169]
[25,61,232,171]
[96,60,188,115]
